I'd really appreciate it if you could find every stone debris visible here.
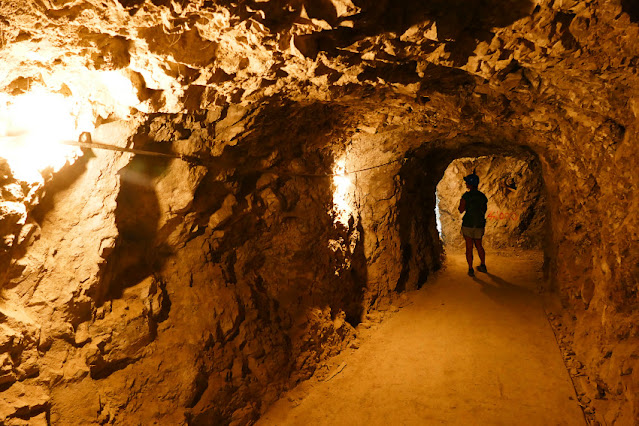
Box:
[546,310,613,425]
[324,362,347,382]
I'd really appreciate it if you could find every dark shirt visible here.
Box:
[461,189,488,228]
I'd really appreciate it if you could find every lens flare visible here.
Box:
[0,90,88,183]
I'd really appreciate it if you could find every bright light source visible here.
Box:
[332,156,353,227]
[0,90,90,183]
[95,71,142,116]
[435,188,443,238]
[329,154,361,276]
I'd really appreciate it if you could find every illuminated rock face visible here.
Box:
[0,0,639,424]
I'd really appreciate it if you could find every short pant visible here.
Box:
[462,226,485,240]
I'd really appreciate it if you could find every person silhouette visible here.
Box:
[458,171,488,277]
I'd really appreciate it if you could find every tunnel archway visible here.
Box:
[389,141,552,294]
[435,154,546,253]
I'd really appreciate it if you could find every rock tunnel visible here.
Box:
[0,0,638,424]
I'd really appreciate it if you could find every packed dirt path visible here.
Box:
[258,252,586,426]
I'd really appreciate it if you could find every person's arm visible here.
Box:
[458,198,466,213]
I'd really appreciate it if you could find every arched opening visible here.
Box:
[436,154,547,254]
[393,143,552,293]
[259,142,582,425]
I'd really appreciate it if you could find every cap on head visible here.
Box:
[464,171,480,186]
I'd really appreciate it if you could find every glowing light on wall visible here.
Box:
[329,154,361,276]
[332,156,353,227]
[435,188,443,238]
[94,71,143,116]
[0,90,92,183]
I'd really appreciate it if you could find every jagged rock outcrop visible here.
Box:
[0,0,638,424]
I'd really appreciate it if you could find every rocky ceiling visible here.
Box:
[1,0,637,116]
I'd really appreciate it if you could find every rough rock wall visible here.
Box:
[0,160,41,285]
[0,119,139,424]
[539,112,639,425]
[0,101,409,424]
[437,155,547,251]
[394,157,443,292]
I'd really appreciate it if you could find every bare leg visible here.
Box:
[464,236,474,269]
[474,239,486,266]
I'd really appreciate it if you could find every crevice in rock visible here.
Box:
[622,0,639,22]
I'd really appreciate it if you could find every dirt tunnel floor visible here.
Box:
[259,252,586,426]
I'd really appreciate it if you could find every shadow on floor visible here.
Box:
[472,271,534,307]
